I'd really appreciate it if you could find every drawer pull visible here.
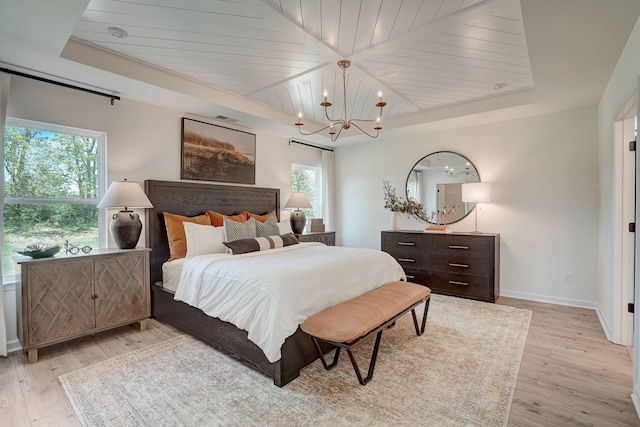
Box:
[406,275,415,279]
[398,258,415,263]
[449,245,470,250]
[397,242,416,246]
[448,263,469,268]
[449,280,469,286]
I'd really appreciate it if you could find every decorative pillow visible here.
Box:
[245,211,277,223]
[184,222,226,257]
[278,219,293,235]
[223,233,299,255]
[224,216,257,241]
[207,210,248,227]
[164,212,211,261]
[256,216,280,237]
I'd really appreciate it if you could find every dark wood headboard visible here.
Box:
[144,180,280,286]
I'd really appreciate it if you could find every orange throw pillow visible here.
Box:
[244,211,277,223]
[206,210,248,227]
[164,212,211,260]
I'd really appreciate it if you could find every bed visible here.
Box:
[144,180,404,386]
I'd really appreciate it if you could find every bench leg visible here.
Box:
[311,337,341,370]
[347,329,384,386]
[411,296,431,336]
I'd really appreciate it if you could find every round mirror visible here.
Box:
[406,151,481,224]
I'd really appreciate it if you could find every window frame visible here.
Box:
[3,118,108,278]
[291,163,322,219]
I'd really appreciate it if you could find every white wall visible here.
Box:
[335,106,599,306]
[3,75,321,350]
[597,14,640,415]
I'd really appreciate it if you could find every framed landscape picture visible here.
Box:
[181,117,256,184]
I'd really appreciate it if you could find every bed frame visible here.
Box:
[144,180,328,387]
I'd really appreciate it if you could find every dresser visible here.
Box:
[14,247,151,362]
[296,231,336,246]
[381,231,499,302]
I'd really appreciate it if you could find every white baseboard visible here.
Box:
[499,289,597,310]
[595,306,614,342]
[7,338,21,354]
[631,387,640,421]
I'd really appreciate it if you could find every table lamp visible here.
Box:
[97,179,154,249]
[461,182,491,234]
[284,192,313,234]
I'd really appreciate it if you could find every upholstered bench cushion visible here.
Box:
[301,281,431,343]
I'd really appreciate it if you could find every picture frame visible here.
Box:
[181,117,256,184]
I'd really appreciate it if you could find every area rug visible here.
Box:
[59,294,531,426]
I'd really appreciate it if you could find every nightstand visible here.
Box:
[14,247,151,362]
[295,231,336,246]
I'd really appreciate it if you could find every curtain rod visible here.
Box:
[0,67,121,105]
[289,139,333,152]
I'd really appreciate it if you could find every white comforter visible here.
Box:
[173,242,405,362]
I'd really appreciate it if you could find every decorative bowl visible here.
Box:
[15,243,61,258]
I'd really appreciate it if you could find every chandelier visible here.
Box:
[445,162,478,178]
[294,59,386,142]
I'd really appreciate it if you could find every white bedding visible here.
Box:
[173,242,406,362]
[162,257,185,292]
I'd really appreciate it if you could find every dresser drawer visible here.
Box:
[431,272,496,301]
[382,232,430,250]
[431,253,493,276]
[383,247,430,266]
[401,268,431,287]
[431,235,492,257]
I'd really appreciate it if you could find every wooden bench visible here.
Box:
[301,281,431,385]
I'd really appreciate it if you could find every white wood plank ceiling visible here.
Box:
[71,0,533,134]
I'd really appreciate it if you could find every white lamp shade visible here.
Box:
[284,192,312,210]
[97,179,153,209]
[461,182,491,203]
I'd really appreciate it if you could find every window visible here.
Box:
[3,118,105,274]
[291,164,322,223]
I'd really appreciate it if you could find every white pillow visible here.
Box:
[278,219,293,235]
[184,222,227,257]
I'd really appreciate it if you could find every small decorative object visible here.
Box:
[310,218,325,232]
[424,226,453,234]
[284,192,313,234]
[428,204,457,226]
[65,240,93,255]
[97,179,154,249]
[383,180,428,230]
[391,211,401,231]
[15,242,60,258]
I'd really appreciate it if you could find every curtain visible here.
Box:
[0,72,9,357]
[321,150,336,233]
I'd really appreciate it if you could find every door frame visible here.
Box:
[613,91,636,345]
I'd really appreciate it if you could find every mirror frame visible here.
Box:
[405,151,481,225]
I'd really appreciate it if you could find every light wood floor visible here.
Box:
[0,298,638,426]
[498,297,639,426]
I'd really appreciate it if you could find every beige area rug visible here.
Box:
[59,295,531,426]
